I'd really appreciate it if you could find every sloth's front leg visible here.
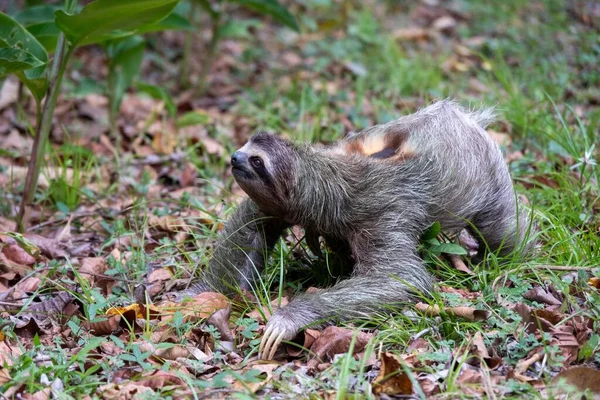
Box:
[258,246,433,359]
[170,199,287,299]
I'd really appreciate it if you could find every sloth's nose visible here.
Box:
[231,151,247,166]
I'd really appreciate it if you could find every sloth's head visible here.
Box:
[231,132,297,214]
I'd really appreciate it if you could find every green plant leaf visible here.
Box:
[421,221,441,241]
[134,12,194,34]
[54,0,180,46]
[0,12,48,101]
[230,0,299,31]
[177,110,210,128]
[107,36,146,118]
[0,47,44,75]
[135,81,176,117]
[13,5,62,51]
[13,4,61,25]
[435,243,468,256]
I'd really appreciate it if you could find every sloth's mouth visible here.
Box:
[232,166,253,180]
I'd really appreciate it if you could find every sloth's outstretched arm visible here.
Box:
[180,199,288,297]
[259,230,433,359]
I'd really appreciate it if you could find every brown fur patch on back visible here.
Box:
[343,127,414,161]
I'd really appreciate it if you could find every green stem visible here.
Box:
[180,0,198,88]
[195,12,221,96]
[16,37,73,232]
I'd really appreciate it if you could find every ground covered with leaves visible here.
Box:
[1,0,600,398]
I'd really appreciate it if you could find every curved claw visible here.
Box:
[261,331,285,360]
[258,325,274,358]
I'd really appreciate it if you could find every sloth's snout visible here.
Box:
[231,151,247,167]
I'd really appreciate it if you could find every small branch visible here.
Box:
[195,7,222,96]
[16,35,71,232]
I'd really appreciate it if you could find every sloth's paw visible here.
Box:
[258,315,299,360]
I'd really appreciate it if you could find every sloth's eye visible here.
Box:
[250,157,263,169]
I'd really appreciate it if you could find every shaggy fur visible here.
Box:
[179,100,533,354]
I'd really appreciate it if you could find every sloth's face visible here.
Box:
[231,132,295,214]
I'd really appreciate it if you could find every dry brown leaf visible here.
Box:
[0,341,21,366]
[97,382,154,398]
[415,303,491,321]
[513,352,543,382]
[308,326,374,363]
[432,16,457,32]
[232,362,279,394]
[83,314,121,335]
[15,277,42,293]
[148,268,173,283]
[523,286,562,306]
[1,244,36,265]
[106,304,161,323]
[16,291,77,329]
[153,345,194,361]
[138,370,186,389]
[550,366,600,397]
[448,255,475,275]
[23,233,67,259]
[406,337,431,353]
[285,328,321,357]
[550,325,580,365]
[206,306,233,341]
[372,352,413,395]
[78,257,108,281]
[180,163,197,187]
[0,366,11,386]
[393,27,430,41]
[202,137,225,156]
[162,292,230,323]
[589,277,600,289]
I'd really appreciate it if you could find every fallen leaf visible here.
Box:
[523,286,562,306]
[206,306,233,341]
[308,326,374,363]
[432,16,457,32]
[372,352,413,395]
[550,325,580,365]
[1,244,36,266]
[393,27,430,41]
[78,257,108,283]
[162,292,230,322]
[513,352,543,382]
[232,362,279,394]
[83,314,121,335]
[138,370,186,389]
[589,277,600,289]
[448,255,474,275]
[23,233,67,259]
[551,366,600,397]
[97,382,153,398]
[415,303,491,321]
[285,328,320,357]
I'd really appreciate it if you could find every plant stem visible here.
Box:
[180,0,198,89]
[195,3,222,96]
[16,36,72,232]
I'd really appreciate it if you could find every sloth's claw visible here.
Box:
[258,319,297,360]
[259,329,285,360]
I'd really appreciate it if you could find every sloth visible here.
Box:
[175,100,532,359]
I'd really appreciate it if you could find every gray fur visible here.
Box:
[181,100,533,342]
